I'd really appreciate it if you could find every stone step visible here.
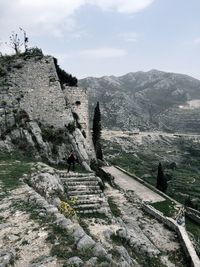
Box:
[66,185,101,191]
[73,194,105,201]
[68,189,102,196]
[59,172,94,178]
[76,209,99,214]
[61,176,97,182]
[75,198,106,205]
[73,203,102,210]
[64,181,99,186]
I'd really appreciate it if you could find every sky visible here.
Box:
[0,0,200,79]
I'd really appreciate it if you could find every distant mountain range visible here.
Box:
[79,70,200,133]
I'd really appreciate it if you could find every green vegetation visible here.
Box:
[105,138,200,211]
[0,47,43,65]
[67,122,76,134]
[53,57,77,87]
[185,216,200,256]
[107,197,121,217]
[41,126,65,145]
[92,102,103,160]
[156,162,168,193]
[0,151,33,198]
[151,199,176,217]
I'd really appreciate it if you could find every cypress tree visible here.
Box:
[92,102,103,160]
[156,162,167,192]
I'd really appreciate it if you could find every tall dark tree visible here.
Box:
[156,162,168,192]
[92,102,103,160]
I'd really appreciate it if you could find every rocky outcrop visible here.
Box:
[0,53,94,169]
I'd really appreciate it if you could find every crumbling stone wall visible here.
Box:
[63,86,96,159]
[0,55,93,168]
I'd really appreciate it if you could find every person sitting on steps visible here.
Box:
[67,150,76,173]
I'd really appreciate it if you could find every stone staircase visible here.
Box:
[58,171,110,215]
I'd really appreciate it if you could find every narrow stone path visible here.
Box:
[103,166,165,203]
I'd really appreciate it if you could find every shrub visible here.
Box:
[41,127,64,144]
[67,122,76,134]
[24,47,43,58]
[58,201,76,218]
[53,57,77,87]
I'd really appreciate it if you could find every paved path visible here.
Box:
[103,166,165,203]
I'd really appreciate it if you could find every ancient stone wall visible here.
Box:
[63,86,96,159]
[0,55,93,168]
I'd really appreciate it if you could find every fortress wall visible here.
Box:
[63,86,96,159]
[19,57,74,128]
[0,55,93,167]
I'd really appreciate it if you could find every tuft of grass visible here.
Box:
[107,197,121,217]
[151,199,176,217]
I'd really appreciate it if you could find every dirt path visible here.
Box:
[103,166,165,203]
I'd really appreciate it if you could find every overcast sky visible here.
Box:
[0,0,200,79]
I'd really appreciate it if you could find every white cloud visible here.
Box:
[87,0,154,14]
[79,48,127,58]
[0,0,154,40]
[0,0,85,38]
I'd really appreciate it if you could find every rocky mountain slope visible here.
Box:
[79,70,200,133]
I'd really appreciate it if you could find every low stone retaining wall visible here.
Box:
[143,204,200,267]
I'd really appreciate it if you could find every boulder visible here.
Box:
[66,256,83,267]
[27,166,64,200]
[76,235,96,251]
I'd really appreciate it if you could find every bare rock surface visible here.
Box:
[84,184,187,267]
[0,185,62,267]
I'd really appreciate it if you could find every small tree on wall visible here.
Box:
[92,102,103,160]
[5,28,29,55]
[156,162,168,192]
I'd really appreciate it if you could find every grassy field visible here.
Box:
[151,199,177,217]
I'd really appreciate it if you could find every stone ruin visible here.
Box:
[0,54,95,170]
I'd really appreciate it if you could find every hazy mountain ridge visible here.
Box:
[79,70,200,132]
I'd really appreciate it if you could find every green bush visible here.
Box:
[41,127,64,144]
[67,122,76,134]
[53,57,77,87]
[24,47,43,58]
